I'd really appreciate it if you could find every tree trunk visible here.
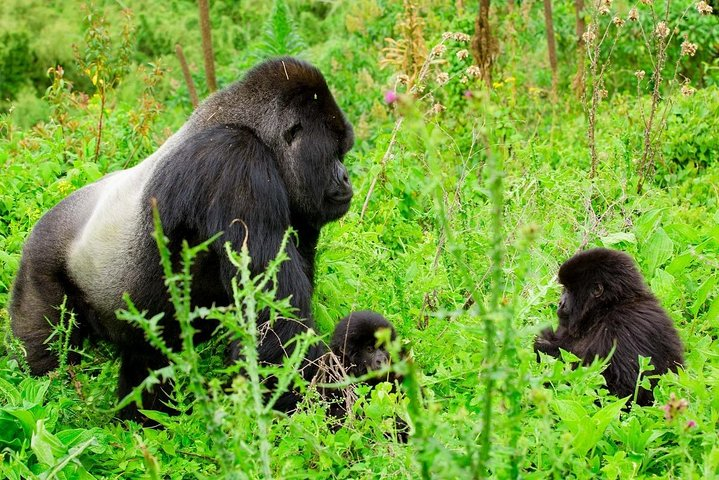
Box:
[543,0,558,100]
[198,0,217,93]
[471,0,493,88]
[175,44,199,108]
[572,0,586,97]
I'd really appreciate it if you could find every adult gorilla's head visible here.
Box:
[188,57,355,228]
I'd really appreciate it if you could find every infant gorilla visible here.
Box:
[325,310,408,440]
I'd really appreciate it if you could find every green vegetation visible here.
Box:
[1,0,718,478]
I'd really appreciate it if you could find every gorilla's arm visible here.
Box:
[533,326,567,358]
[150,124,316,353]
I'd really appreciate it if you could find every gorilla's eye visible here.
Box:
[365,345,374,354]
[284,123,303,145]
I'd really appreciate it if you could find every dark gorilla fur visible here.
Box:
[10,57,354,419]
[534,248,684,406]
[326,311,408,440]
[330,310,399,382]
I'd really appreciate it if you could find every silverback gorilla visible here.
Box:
[534,248,684,406]
[10,57,355,419]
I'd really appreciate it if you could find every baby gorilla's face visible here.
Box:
[357,343,390,374]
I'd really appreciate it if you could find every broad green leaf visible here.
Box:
[31,420,66,467]
[645,228,674,275]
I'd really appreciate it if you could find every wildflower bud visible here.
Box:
[436,72,450,85]
[628,7,639,20]
[655,22,669,39]
[456,49,470,60]
[635,70,646,80]
[681,40,698,56]
[460,75,469,84]
[384,90,399,104]
[464,90,473,98]
[697,0,713,14]
[613,16,625,26]
[686,420,697,429]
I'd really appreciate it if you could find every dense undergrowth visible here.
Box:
[1,0,719,478]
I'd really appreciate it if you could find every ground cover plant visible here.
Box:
[1,0,718,478]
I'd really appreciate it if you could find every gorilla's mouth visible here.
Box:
[327,191,353,205]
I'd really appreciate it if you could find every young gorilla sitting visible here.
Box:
[534,248,684,406]
[322,311,408,440]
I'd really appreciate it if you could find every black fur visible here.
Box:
[330,310,398,382]
[327,311,408,440]
[534,248,684,406]
[10,57,354,419]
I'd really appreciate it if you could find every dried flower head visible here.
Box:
[640,0,653,5]
[454,32,471,42]
[681,82,696,96]
[612,16,625,26]
[663,393,690,421]
[436,72,450,85]
[599,88,608,99]
[397,74,410,85]
[628,7,639,20]
[432,44,447,57]
[466,65,481,78]
[697,0,713,14]
[456,49,470,60]
[430,102,445,114]
[681,40,698,56]
[583,26,597,44]
[442,31,453,40]
[655,22,669,39]
[599,4,610,14]
[635,70,646,80]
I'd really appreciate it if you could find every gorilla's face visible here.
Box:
[278,89,354,228]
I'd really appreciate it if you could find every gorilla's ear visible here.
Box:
[283,123,302,145]
[592,283,604,298]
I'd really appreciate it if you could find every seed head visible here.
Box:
[456,49,470,60]
[613,16,625,27]
[628,7,639,20]
[436,72,450,85]
[432,44,447,57]
[466,65,481,78]
[635,70,646,80]
[681,82,696,96]
[655,22,669,39]
[599,4,610,14]
[454,32,471,42]
[430,102,445,114]
[681,40,698,56]
[697,1,713,14]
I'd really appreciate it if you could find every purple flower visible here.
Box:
[464,90,473,98]
[686,420,697,428]
[384,90,399,104]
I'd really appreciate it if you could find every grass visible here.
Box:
[1,0,718,478]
